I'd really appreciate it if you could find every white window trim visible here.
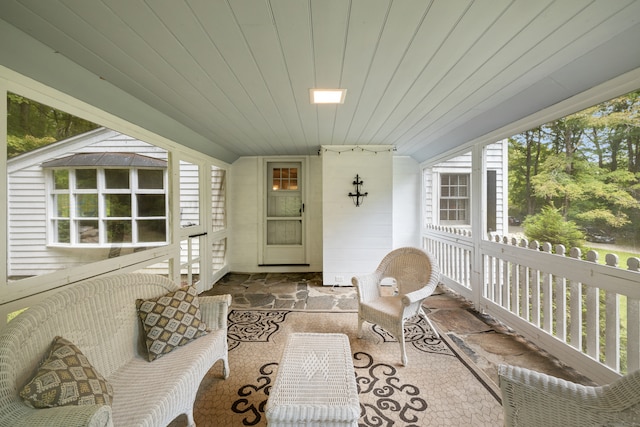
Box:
[438,172,471,226]
[47,167,168,248]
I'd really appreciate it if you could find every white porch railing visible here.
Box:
[423,224,640,385]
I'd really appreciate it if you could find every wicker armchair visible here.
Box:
[351,247,440,366]
[498,364,640,426]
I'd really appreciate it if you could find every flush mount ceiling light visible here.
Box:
[310,89,347,104]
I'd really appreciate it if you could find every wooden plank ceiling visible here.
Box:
[2,0,640,163]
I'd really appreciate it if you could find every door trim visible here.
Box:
[258,157,308,266]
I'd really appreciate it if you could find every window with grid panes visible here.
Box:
[48,167,168,246]
[439,173,470,225]
[272,167,298,191]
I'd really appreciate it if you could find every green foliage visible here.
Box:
[530,155,585,203]
[522,205,586,251]
[507,138,530,216]
[575,208,627,228]
[7,134,56,159]
[509,89,640,241]
[507,127,556,217]
[6,92,98,158]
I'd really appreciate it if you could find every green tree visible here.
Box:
[6,93,98,158]
[509,90,640,242]
[522,205,586,251]
[508,127,548,217]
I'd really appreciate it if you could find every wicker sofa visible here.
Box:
[498,364,640,426]
[0,273,231,427]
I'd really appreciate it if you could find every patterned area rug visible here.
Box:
[187,310,503,426]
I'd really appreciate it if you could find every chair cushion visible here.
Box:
[19,336,114,408]
[136,285,208,361]
[363,295,403,316]
[360,296,404,331]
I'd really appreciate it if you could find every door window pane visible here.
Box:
[272,167,298,190]
[267,220,302,245]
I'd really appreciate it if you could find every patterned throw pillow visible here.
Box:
[136,285,208,362]
[20,336,114,408]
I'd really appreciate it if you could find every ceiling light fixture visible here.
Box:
[310,89,347,104]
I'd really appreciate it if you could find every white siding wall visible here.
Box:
[228,157,260,271]
[393,156,420,248]
[179,161,201,228]
[423,141,508,235]
[423,166,435,229]
[322,147,393,286]
[7,133,170,277]
[228,155,322,273]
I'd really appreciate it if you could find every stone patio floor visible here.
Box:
[202,272,596,388]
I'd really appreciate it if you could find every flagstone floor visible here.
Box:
[203,272,596,388]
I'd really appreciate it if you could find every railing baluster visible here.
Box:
[502,236,510,310]
[585,251,600,360]
[467,243,472,289]
[486,253,494,301]
[529,240,541,327]
[494,252,501,305]
[605,253,620,371]
[456,244,462,287]
[542,242,553,333]
[448,240,454,280]
[519,239,529,321]
[569,247,582,351]
[555,245,567,342]
[511,238,519,316]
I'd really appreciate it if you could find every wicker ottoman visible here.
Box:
[265,333,360,426]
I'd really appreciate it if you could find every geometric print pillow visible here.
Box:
[19,336,114,408]
[136,285,208,362]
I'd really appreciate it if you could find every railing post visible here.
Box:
[470,144,484,307]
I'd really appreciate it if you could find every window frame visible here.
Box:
[439,172,471,226]
[47,166,169,248]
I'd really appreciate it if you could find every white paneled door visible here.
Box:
[263,161,306,265]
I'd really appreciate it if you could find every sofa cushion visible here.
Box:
[136,285,208,361]
[19,336,114,408]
